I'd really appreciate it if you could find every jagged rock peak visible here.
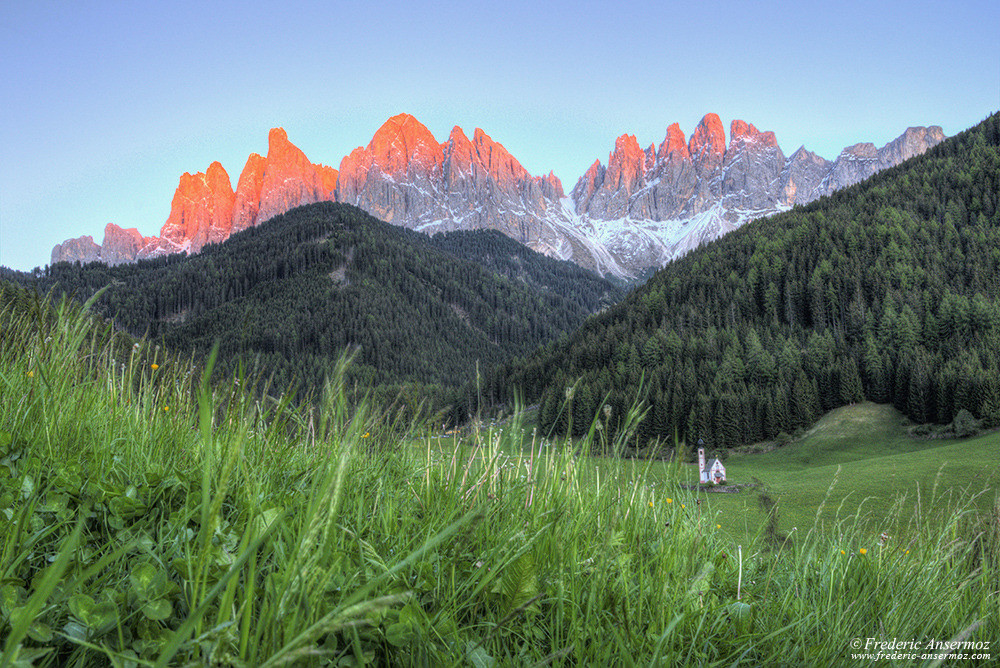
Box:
[543,171,565,199]
[571,159,607,211]
[51,235,101,266]
[232,153,267,233]
[779,146,833,206]
[366,113,445,174]
[471,127,530,182]
[607,134,646,192]
[689,113,727,160]
[839,142,878,160]
[54,126,338,265]
[256,127,332,224]
[265,128,310,171]
[47,114,949,280]
[101,223,156,265]
[447,125,564,197]
[658,122,690,161]
[878,126,946,165]
[445,125,478,168]
[729,119,779,149]
[159,161,236,254]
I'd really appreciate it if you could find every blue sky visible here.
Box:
[2,0,997,271]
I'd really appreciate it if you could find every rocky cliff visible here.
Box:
[338,115,566,241]
[51,115,945,276]
[52,129,338,265]
[157,161,236,255]
[568,116,945,271]
[334,114,612,272]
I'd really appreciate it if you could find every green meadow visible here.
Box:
[710,404,1000,543]
[446,402,1000,550]
[1,289,997,666]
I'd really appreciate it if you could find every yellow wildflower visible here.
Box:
[151,364,159,370]
[666,498,673,504]
[716,524,721,529]
[681,504,686,509]
[26,370,34,378]
[841,550,846,555]
[648,501,654,508]
[859,548,867,555]
[163,406,170,412]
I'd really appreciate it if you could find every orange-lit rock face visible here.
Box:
[444,125,486,187]
[337,114,567,247]
[572,133,651,219]
[543,171,565,199]
[758,131,778,148]
[368,113,445,176]
[689,113,726,162]
[443,124,551,197]
[471,126,530,187]
[337,114,447,223]
[47,113,947,277]
[572,113,790,221]
[338,115,443,223]
[729,119,757,142]
[729,119,779,149]
[152,128,338,257]
[658,123,690,162]
[256,128,327,224]
[606,134,646,193]
[232,153,266,233]
[317,164,339,200]
[572,160,606,211]
[160,161,236,253]
[575,122,701,220]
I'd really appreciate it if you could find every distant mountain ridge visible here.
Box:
[51,114,944,275]
[572,116,945,271]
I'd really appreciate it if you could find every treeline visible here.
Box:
[14,203,623,418]
[476,113,1000,449]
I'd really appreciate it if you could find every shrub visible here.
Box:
[953,408,981,438]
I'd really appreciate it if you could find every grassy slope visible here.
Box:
[2,288,997,666]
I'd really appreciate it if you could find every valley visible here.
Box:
[4,2,998,664]
[4,108,999,667]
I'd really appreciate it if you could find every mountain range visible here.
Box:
[51,114,945,276]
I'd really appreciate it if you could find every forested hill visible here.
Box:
[482,113,1000,450]
[15,202,624,396]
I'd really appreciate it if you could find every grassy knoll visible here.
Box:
[1,286,998,666]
